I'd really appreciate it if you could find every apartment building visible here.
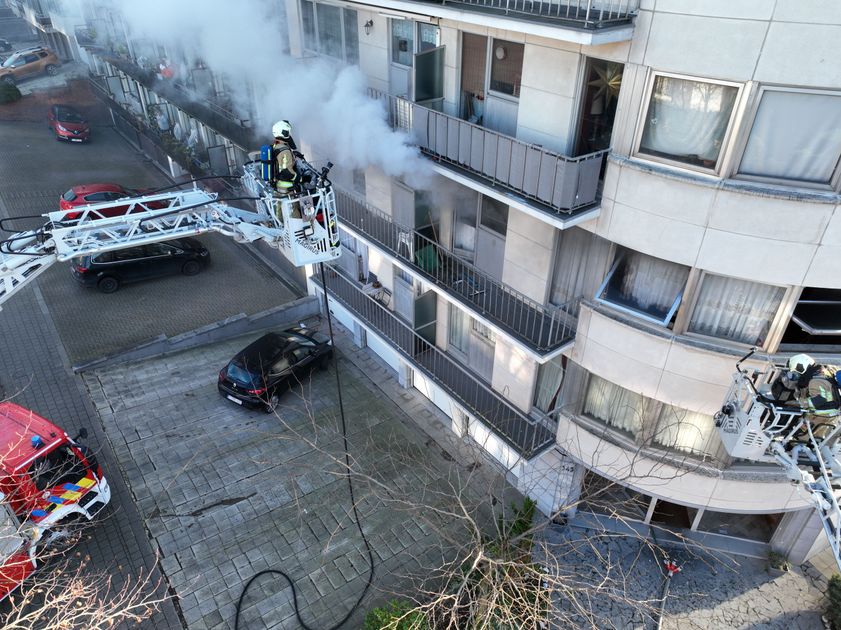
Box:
[17,0,841,565]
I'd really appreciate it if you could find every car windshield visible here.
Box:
[1,56,17,68]
[57,110,84,123]
[226,362,261,387]
[29,445,86,492]
[62,189,77,201]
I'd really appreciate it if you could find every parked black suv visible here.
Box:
[71,237,210,293]
[218,328,332,412]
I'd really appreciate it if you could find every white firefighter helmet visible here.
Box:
[788,353,815,377]
[272,120,292,140]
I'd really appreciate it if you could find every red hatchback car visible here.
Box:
[48,104,90,142]
[59,183,162,220]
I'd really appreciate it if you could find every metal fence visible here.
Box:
[430,0,639,27]
[370,90,607,214]
[336,189,576,353]
[314,267,556,458]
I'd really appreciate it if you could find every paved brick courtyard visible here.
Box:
[83,326,511,629]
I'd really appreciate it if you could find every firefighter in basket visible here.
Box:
[771,354,841,442]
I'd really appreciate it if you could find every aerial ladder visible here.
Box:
[0,161,341,308]
[715,350,841,571]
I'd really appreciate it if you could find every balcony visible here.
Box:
[421,0,637,29]
[314,267,557,458]
[371,90,606,223]
[336,189,576,355]
[91,50,256,150]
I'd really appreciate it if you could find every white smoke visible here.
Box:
[63,0,429,184]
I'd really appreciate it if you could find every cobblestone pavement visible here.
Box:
[0,275,183,627]
[541,523,826,629]
[0,120,298,365]
[83,322,511,629]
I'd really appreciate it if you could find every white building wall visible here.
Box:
[501,207,554,304]
[570,304,767,415]
[591,161,841,289]
[557,415,811,513]
[491,337,537,413]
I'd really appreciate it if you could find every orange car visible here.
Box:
[0,47,59,85]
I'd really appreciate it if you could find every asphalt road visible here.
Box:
[0,119,298,365]
[0,87,299,627]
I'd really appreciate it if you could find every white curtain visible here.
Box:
[583,375,644,436]
[448,304,469,353]
[640,76,737,165]
[534,357,564,413]
[653,404,719,459]
[600,249,689,322]
[688,275,785,346]
[739,90,841,183]
[551,228,591,309]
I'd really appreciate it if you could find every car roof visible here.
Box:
[236,333,291,368]
[71,183,129,195]
[0,402,66,474]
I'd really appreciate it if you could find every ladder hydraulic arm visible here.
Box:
[0,165,341,308]
[716,350,841,571]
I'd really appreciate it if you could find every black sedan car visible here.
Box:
[71,237,210,293]
[0,39,11,54]
[218,328,332,413]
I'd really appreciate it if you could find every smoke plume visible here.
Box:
[64,0,429,184]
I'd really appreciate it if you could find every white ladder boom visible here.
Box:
[0,176,341,308]
[716,354,841,572]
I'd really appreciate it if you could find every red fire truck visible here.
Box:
[0,402,111,600]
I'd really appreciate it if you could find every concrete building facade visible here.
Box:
[17,0,841,565]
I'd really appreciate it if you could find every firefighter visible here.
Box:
[785,354,841,421]
[271,120,299,195]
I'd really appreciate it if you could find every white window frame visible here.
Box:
[300,0,358,64]
[593,247,688,327]
[486,38,524,102]
[681,270,792,351]
[633,70,744,176]
[730,84,841,191]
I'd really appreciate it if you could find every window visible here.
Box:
[316,4,342,59]
[472,319,496,343]
[489,40,523,98]
[781,288,841,348]
[453,195,478,256]
[534,356,565,413]
[595,248,689,326]
[395,266,413,285]
[687,274,785,346]
[290,347,311,362]
[301,1,358,64]
[550,227,596,309]
[391,19,413,67]
[448,304,469,353]
[638,74,739,171]
[479,196,508,235]
[145,243,175,256]
[418,23,439,52]
[738,88,841,185]
[652,404,719,460]
[583,374,645,437]
[30,446,86,492]
[301,1,315,43]
[343,9,358,64]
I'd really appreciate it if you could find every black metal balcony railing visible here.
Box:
[314,267,556,458]
[370,90,607,215]
[420,0,638,29]
[93,50,256,150]
[335,190,576,354]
